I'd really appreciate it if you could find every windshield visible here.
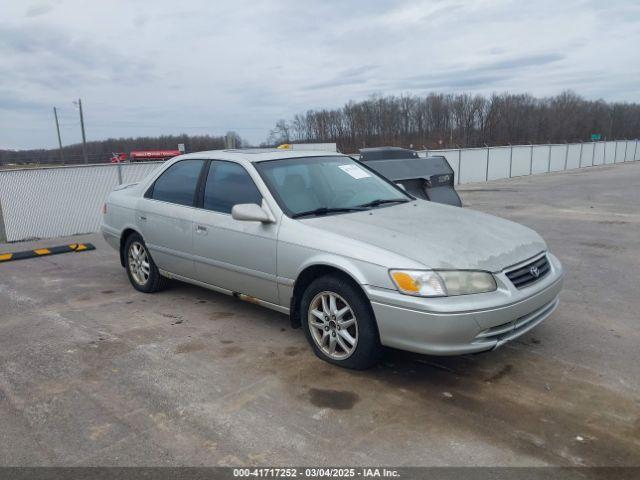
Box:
[255,156,411,217]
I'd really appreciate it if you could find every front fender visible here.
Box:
[284,252,392,329]
[299,254,364,283]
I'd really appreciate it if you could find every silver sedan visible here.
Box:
[101,149,563,369]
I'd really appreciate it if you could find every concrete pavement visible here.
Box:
[0,162,639,466]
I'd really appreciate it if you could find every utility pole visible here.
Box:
[75,98,89,164]
[53,107,64,164]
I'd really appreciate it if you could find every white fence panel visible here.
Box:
[0,165,117,242]
[487,147,510,180]
[121,162,163,184]
[0,162,163,242]
[566,144,582,169]
[623,140,632,161]
[531,145,550,174]
[618,141,628,162]
[459,148,487,183]
[510,146,532,177]
[632,140,640,161]
[604,141,617,164]
[612,141,621,163]
[618,141,630,163]
[613,141,621,163]
[580,143,594,167]
[549,145,566,172]
[593,142,606,165]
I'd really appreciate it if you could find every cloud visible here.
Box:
[305,65,379,90]
[0,24,155,93]
[0,0,638,149]
[25,3,54,18]
[388,53,566,90]
[0,91,48,112]
[480,53,565,72]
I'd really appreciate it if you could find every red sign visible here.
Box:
[110,153,127,163]
[129,150,181,159]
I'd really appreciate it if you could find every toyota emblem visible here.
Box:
[530,265,540,278]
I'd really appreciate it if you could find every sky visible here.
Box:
[1,0,639,149]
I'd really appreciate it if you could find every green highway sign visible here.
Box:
[591,133,601,141]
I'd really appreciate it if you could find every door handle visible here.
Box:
[195,225,207,234]
[139,215,147,221]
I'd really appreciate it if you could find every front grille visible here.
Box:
[506,254,550,289]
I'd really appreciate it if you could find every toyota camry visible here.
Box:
[101,149,564,369]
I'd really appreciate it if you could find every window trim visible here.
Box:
[198,159,264,215]
[144,159,208,207]
[194,160,212,208]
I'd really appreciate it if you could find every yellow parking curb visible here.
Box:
[0,243,95,263]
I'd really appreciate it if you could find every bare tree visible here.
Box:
[277,91,640,152]
[267,119,291,145]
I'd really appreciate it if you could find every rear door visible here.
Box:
[191,160,279,304]
[136,159,206,278]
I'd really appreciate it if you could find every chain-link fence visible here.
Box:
[0,151,118,167]
[0,162,162,242]
[0,140,639,243]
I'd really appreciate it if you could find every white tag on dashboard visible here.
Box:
[338,164,371,179]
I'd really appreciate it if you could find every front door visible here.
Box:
[191,160,279,304]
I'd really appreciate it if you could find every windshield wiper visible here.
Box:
[357,198,410,208]
[291,206,365,218]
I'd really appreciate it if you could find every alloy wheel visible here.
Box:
[308,291,358,360]
[128,241,150,286]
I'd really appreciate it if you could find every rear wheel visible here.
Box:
[301,274,382,369]
[124,233,167,293]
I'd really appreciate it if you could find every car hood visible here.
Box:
[302,201,546,272]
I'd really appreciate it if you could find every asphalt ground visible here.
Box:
[0,161,638,467]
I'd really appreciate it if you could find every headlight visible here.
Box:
[390,270,497,297]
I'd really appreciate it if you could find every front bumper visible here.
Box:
[365,253,564,356]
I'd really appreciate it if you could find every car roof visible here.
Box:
[176,149,348,163]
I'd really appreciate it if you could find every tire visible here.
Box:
[123,233,168,293]
[301,274,382,370]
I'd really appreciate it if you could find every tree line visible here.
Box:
[0,133,238,165]
[267,91,640,152]
[4,91,640,165]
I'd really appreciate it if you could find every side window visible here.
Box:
[203,161,262,214]
[150,160,203,206]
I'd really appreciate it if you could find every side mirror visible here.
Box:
[396,182,407,191]
[231,203,272,223]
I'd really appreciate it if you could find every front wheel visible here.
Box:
[301,274,382,369]
[124,233,167,293]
